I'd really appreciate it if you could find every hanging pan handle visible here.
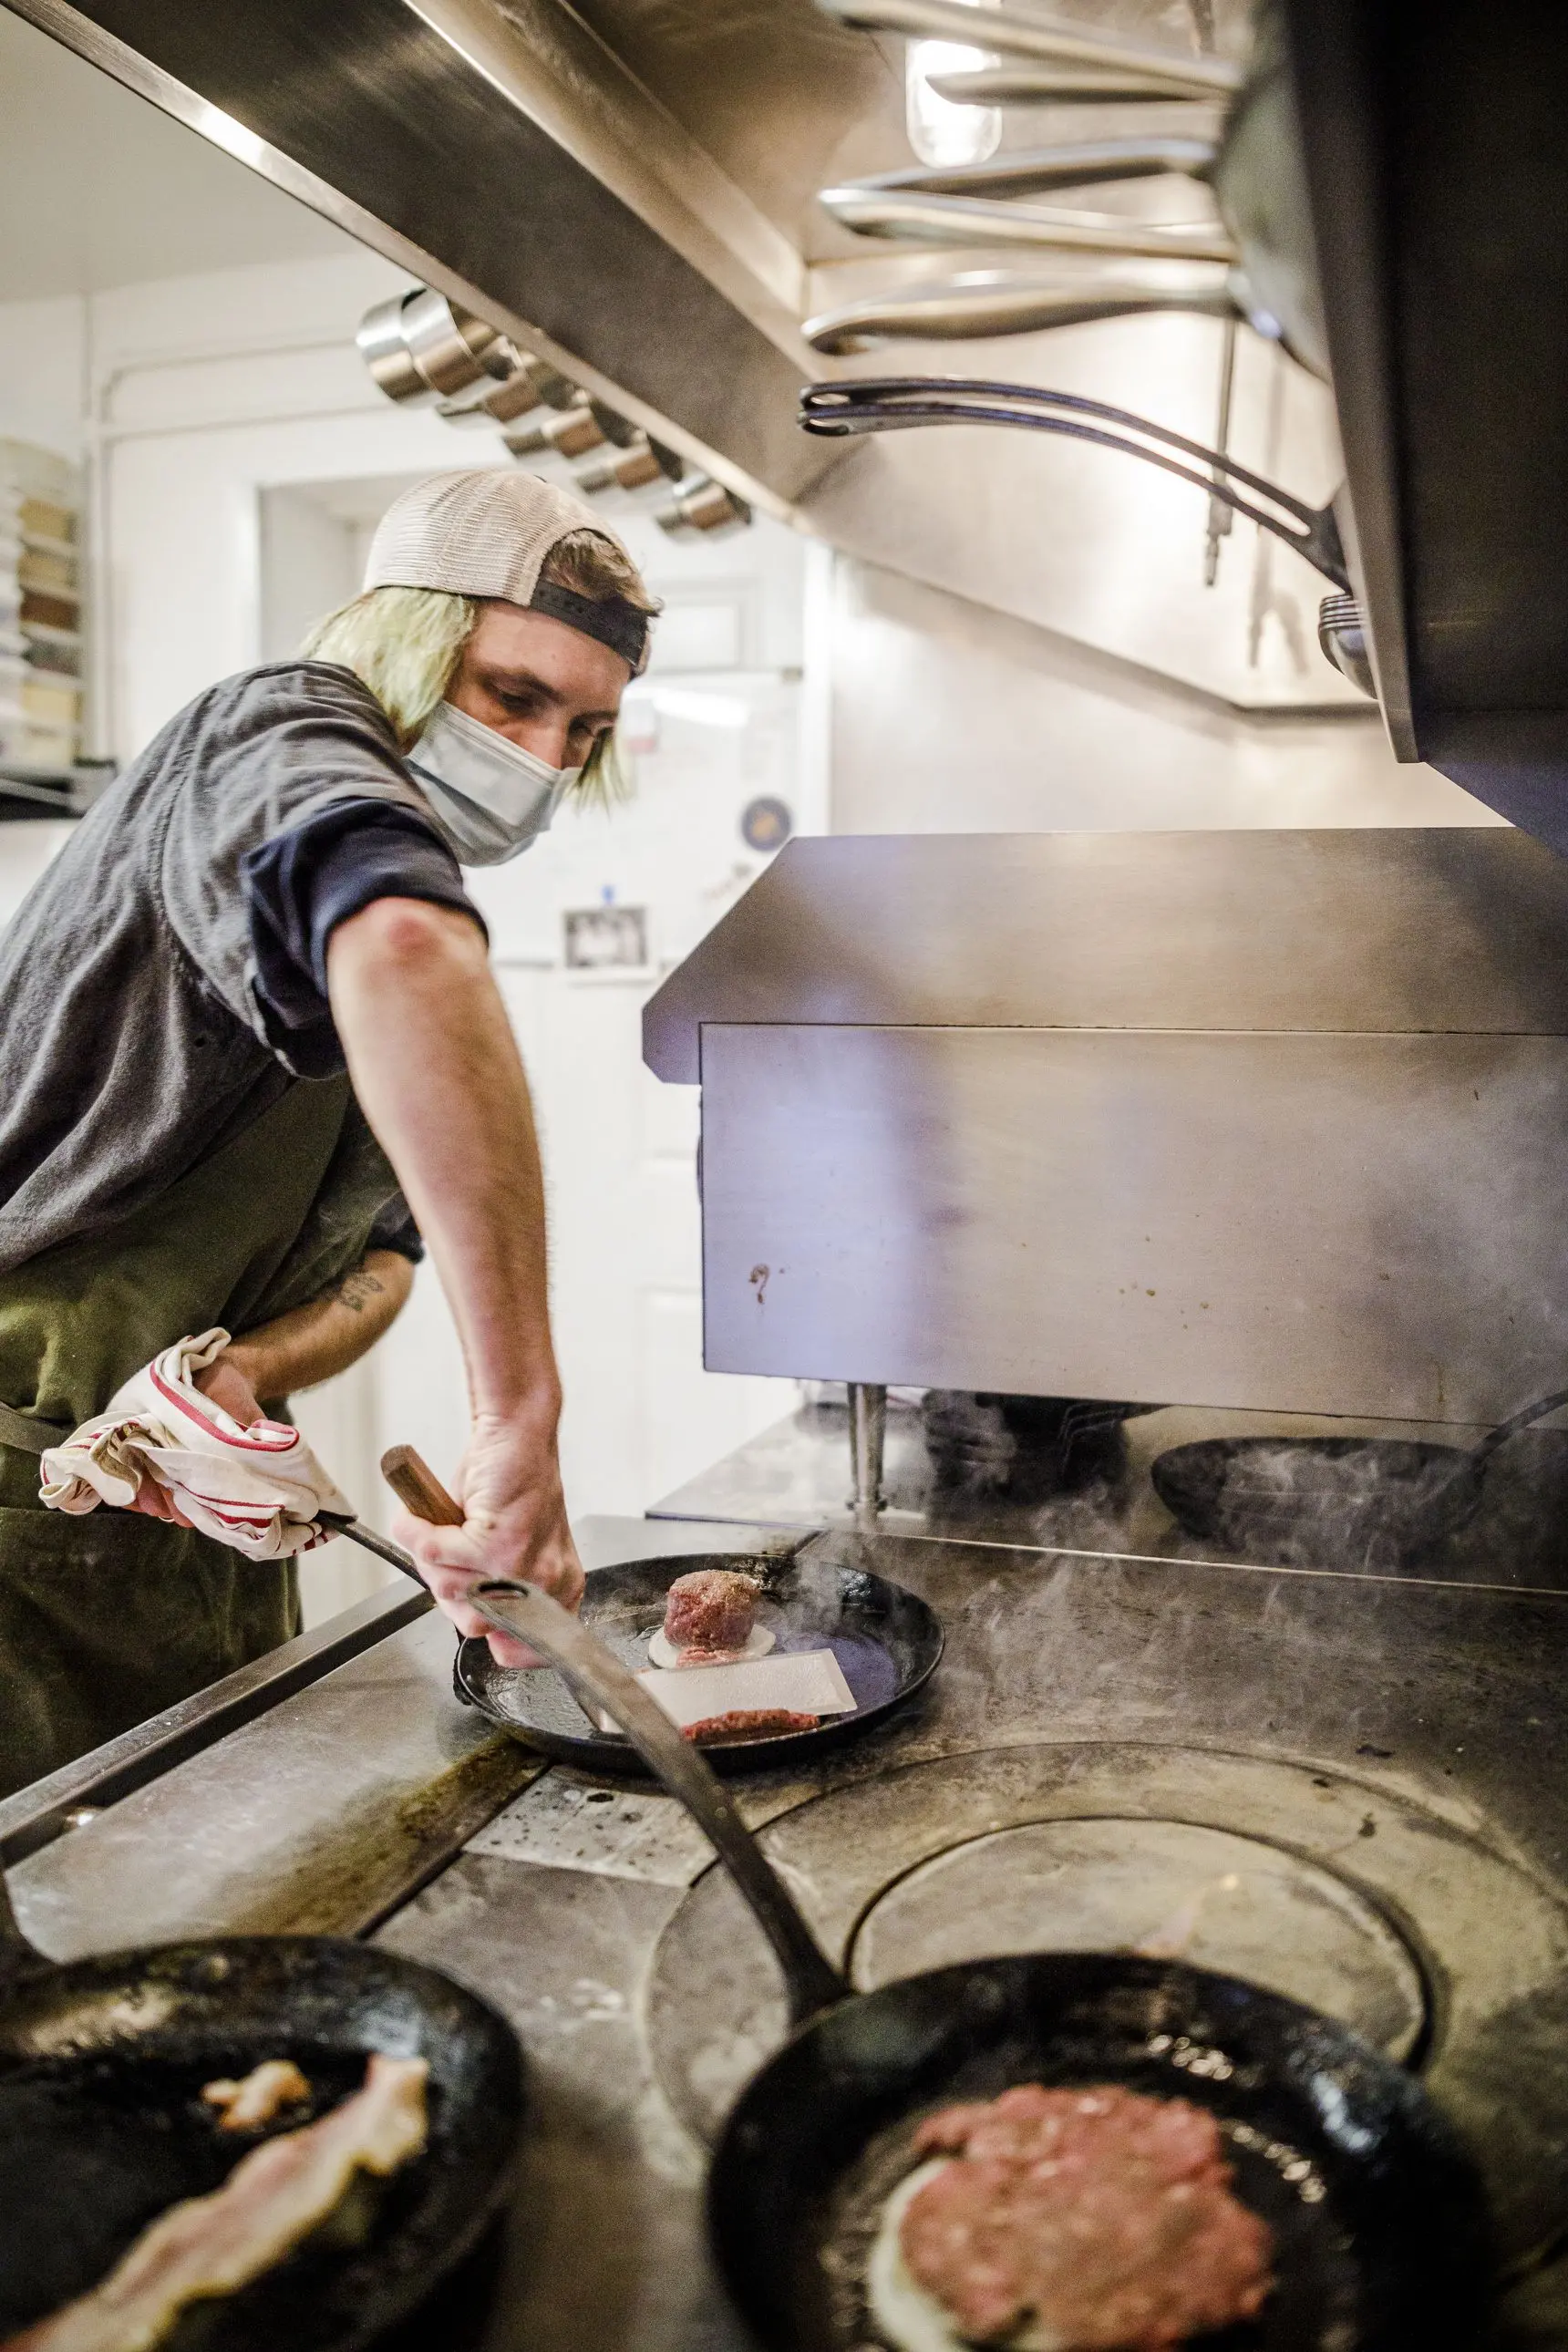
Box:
[1469,1385,1568,1471]
[799,377,1352,592]
[381,1448,848,2027]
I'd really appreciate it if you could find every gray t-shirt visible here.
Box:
[0,662,465,1278]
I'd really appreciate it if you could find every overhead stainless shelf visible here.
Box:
[0,761,113,820]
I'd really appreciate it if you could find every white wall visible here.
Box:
[0,294,85,459]
[0,820,71,923]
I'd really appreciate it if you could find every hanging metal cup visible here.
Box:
[655,475,752,538]
[356,292,430,404]
[576,435,684,495]
[399,289,511,397]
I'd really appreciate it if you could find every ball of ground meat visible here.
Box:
[663,1568,761,1653]
[898,2084,1273,2349]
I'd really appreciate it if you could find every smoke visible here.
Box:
[914,1393,1568,1579]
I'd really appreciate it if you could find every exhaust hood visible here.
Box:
[11,0,1564,842]
[1,0,847,514]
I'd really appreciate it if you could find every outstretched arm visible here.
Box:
[325,896,583,1659]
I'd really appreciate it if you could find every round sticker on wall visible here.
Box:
[741,795,793,852]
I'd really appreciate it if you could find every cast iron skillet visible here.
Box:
[1152,1384,1568,1567]
[0,1767,523,2340]
[461,1564,1495,2352]
[452,1549,944,1776]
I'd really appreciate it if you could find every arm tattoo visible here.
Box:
[334,1266,388,1315]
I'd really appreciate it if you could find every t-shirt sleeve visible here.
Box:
[240,797,485,1078]
[366,1190,425,1264]
[151,662,487,1078]
[156,663,474,1068]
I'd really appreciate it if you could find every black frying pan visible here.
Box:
[0,1903,524,2347]
[463,1569,1495,2352]
[452,1550,944,1776]
[1152,1384,1568,1567]
[0,1458,527,2348]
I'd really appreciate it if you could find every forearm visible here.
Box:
[325,900,559,1428]
[223,1249,413,1399]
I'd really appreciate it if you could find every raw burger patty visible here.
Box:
[892,2082,1273,2350]
[662,1569,760,1654]
[682,1708,818,1743]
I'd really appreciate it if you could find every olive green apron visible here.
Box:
[0,1077,391,1799]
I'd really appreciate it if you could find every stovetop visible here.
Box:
[376,1517,1568,2352]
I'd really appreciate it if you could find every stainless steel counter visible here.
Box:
[8,1502,1568,2347]
[5,1605,536,1957]
[1,1515,790,1956]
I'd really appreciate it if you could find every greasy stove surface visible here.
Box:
[377,1522,1568,2352]
[652,1398,1568,1592]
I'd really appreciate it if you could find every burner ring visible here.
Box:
[847,1815,1428,2062]
[641,1742,1568,2261]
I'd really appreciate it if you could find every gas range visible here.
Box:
[377,1515,1568,2352]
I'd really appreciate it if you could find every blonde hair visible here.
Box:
[301,529,658,806]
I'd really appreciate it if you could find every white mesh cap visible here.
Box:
[362,469,649,667]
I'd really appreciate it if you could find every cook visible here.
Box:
[0,469,657,1797]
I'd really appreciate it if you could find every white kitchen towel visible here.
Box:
[39,1329,350,1559]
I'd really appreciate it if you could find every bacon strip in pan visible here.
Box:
[4,2054,428,2352]
[201,2059,311,2132]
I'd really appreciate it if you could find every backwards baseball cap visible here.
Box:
[363,469,653,674]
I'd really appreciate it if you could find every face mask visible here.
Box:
[406,700,582,867]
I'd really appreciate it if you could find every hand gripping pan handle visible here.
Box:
[382,1448,848,2027]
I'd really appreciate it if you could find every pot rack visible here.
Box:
[807,0,1247,355]
[356,285,752,542]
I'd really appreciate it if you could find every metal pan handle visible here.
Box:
[799,377,1352,592]
[471,1577,848,2025]
[1468,1383,1568,1470]
[380,1448,847,2027]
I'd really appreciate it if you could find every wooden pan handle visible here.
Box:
[380,1444,465,1526]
